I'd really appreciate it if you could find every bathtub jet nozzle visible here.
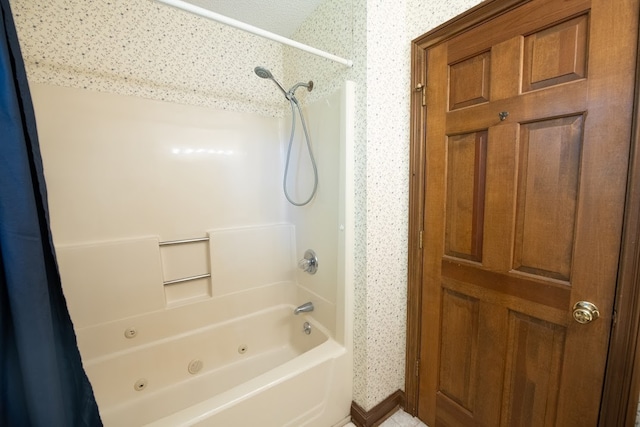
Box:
[294,302,314,315]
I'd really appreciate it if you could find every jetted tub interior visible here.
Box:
[87,303,339,426]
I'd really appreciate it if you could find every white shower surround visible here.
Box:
[29,78,355,426]
[10,0,483,412]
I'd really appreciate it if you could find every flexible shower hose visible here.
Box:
[283,98,318,206]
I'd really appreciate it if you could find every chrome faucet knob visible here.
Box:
[298,249,318,275]
[298,258,311,270]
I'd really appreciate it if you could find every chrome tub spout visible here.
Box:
[294,302,314,315]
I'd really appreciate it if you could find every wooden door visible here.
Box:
[415,0,639,425]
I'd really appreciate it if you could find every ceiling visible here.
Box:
[182,0,326,37]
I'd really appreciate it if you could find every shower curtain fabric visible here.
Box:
[0,0,102,425]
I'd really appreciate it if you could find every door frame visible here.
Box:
[404,0,640,425]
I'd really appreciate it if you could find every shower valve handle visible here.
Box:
[298,249,318,275]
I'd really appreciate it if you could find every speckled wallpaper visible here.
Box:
[10,0,484,413]
[10,0,286,117]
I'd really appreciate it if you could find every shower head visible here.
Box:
[254,66,273,79]
[254,66,288,98]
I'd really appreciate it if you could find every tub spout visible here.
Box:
[294,302,314,315]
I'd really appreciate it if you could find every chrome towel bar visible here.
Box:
[163,273,211,286]
[159,237,209,246]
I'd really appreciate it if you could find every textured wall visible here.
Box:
[10,0,286,117]
[11,0,485,413]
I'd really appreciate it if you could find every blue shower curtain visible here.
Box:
[0,1,102,425]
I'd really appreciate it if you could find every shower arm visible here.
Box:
[155,0,353,68]
[286,82,313,105]
[288,81,314,95]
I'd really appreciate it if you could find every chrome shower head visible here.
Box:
[254,66,288,98]
[254,66,273,79]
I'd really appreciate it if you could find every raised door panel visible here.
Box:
[514,116,583,281]
[445,131,487,261]
[438,289,479,411]
[523,15,589,92]
[501,313,566,427]
[449,52,491,110]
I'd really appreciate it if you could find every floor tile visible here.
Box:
[379,409,428,427]
[344,409,428,427]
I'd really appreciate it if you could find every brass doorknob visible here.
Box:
[572,301,600,324]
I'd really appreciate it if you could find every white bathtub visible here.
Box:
[84,303,349,426]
